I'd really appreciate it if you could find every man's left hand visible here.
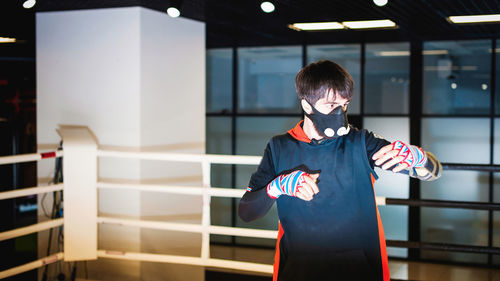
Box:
[372,144,409,173]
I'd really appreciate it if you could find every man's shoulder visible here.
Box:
[347,126,385,140]
[343,125,365,141]
[269,133,295,145]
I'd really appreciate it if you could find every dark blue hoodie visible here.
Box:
[239,121,391,281]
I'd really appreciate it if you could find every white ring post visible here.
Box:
[201,160,211,262]
[57,126,98,261]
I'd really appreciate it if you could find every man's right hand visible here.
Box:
[266,170,320,201]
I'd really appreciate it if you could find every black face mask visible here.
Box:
[304,102,350,139]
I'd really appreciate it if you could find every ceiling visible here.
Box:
[1,0,500,53]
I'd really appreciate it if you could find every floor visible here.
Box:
[389,259,500,281]
[210,245,500,281]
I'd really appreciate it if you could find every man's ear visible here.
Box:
[301,99,313,114]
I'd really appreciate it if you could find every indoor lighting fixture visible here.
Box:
[289,22,344,31]
[482,84,488,90]
[23,0,36,9]
[451,83,457,90]
[342,19,396,29]
[423,50,449,55]
[449,14,500,24]
[425,65,478,71]
[167,7,180,18]
[373,0,388,7]
[261,2,275,13]
[378,51,409,56]
[289,19,396,31]
[377,49,448,56]
[0,37,16,43]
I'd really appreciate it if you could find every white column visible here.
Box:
[37,7,205,281]
[138,7,205,281]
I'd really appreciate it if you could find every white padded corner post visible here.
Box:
[57,125,98,261]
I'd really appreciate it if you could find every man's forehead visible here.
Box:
[322,89,346,102]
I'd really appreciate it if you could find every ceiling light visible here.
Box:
[23,0,36,9]
[288,22,344,31]
[451,83,457,90]
[377,49,449,56]
[167,7,180,18]
[261,2,275,13]
[423,50,449,55]
[373,0,388,7]
[425,65,478,71]
[482,84,488,90]
[289,19,396,31]
[461,66,478,71]
[0,37,16,43]
[378,51,409,56]
[342,19,396,29]
[448,14,500,24]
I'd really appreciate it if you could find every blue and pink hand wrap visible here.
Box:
[392,140,427,168]
[266,170,309,199]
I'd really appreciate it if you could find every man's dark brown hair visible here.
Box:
[295,60,354,105]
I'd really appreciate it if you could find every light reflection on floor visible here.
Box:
[389,260,500,281]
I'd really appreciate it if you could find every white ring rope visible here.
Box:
[0,253,64,279]
[0,151,63,165]
[0,148,388,279]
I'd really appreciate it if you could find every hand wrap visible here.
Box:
[266,170,309,199]
[392,140,427,168]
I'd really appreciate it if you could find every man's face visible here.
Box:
[312,89,350,114]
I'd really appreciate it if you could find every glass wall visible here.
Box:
[238,46,302,114]
[365,43,410,114]
[207,117,233,243]
[421,118,490,263]
[423,40,491,115]
[496,40,500,114]
[206,38,500,266]
[207,49,232,113]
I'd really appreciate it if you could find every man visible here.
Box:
[238,60,441,281]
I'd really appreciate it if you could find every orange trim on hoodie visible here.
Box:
[287,120,311,143]
[371,174,391,281]
[273,223,285,281]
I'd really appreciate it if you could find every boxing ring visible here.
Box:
[1,126,500,279]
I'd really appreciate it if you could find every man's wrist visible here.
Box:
[266,179,281,199]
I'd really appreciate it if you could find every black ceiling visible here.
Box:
[1,0,500,52]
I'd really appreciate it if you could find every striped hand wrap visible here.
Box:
[392,140,427,168]
[266,170,309,199]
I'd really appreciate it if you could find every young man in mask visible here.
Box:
[238,60,442,281]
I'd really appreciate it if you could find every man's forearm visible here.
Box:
[238,188,276,222]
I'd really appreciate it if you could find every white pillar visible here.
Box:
[138,8,205,281]
[37,7,205,281]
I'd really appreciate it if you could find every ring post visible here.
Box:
[57,125,98,261]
